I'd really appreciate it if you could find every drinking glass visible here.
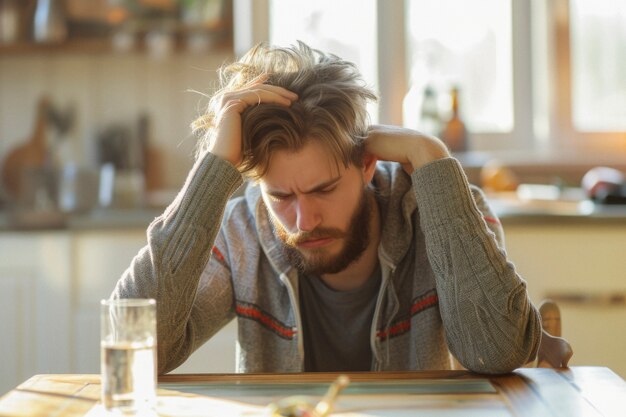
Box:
[100,298,157,414]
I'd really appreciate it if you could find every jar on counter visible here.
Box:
[33,0,67,43]
[0,0,19,44]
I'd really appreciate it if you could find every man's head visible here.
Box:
[194,41,377,178]
[196,42,379,275]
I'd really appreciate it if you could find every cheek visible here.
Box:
[266,200,295,228]
[324,193,359,227]
[341,199,360,224]
[342,183,363,208]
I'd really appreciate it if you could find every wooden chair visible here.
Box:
[536,299,573,368]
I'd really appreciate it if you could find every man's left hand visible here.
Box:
[537,329,574,368]
[365,125,450,175]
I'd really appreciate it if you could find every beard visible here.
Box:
[269,189,372,276]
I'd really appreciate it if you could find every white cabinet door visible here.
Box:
[0,233,72,395]
[0,266,35,395]
[72,230,148,374]
[71,229,238,374]
[502,222,626,377]
[171,320,237,374]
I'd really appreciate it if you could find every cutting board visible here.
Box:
[1,97,50,198]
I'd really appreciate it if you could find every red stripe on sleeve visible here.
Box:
[483,216,500,225]
[212,246,225,263]
[235,305,296,339]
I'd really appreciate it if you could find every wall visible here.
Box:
[0,50,234,190]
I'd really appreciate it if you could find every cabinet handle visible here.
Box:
[545,292,626,306]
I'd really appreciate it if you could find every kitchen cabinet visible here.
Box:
[501,220,626,377]
[71,230,149,374]
[0,232,72,395]
[71,229,238,376]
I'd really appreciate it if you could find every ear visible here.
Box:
[361,152,378,183]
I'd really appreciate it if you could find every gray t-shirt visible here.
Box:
[299,265,382,372]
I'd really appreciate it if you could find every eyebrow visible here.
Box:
[266,176,342,197]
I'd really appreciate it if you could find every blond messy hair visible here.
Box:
[192,41,377,179]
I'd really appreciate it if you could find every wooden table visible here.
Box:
[0,367,624,416]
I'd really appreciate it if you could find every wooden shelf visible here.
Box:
[1,39,110,54]
[0,0,233,57]
[0,26,232,56]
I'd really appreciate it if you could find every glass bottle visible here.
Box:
[419,85,441,138]
[440,86,469,153]
[33,0,67,43]
[0,0,20,44]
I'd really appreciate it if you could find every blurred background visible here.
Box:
[0,0,625,394]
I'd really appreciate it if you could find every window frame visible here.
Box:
[233,0,626,155]
[538,0,626,155]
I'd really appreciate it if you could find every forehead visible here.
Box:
[260,141,349,190]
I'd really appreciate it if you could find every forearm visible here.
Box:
[111,152,243,372]
[412,158,541,374]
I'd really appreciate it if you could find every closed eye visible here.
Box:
[267,193,293,202]
[264,176,341,201]
[317,186,337,195]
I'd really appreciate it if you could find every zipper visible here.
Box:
[279,271,305,369]
[370,249,397,370]
[254,201,304,370]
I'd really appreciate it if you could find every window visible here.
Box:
[268,0,379,120]
[570,0,626,132]
[238,0,626,153]
[405,0,513,133]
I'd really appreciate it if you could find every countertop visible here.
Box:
[0,207,164,232]
[488,198,626,224]
[1,199,626,232]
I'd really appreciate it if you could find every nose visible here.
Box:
[295,196,321,232]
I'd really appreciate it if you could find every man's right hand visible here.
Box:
[207,75,299,168]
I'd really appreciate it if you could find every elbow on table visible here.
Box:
[460,349,533,375]
[456,321,542,374]
[157,333,194,375]
[158,348,183,375]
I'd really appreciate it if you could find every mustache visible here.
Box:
[282,227,346,247]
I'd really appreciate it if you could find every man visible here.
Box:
[113,42,563,374]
